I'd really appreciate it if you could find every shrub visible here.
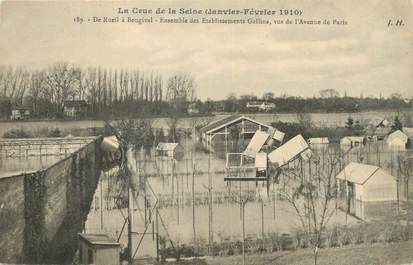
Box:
[3,129,32,138]
[47,128,61,137]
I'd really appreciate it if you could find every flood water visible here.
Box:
[84,140,413,251]
[0,110,407,138]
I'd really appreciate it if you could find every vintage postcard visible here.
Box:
[0,0,412,264]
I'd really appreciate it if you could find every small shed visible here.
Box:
[78,233,120,265]
[386,130,409,149]
[10,107,30,120]
[307,137,329,145]
[155,142,184,160]
[340,136,365,147]
[336,162,397,220]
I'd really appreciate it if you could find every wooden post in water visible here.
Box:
[261,198,264,240]
[241,199,247,265]
[192,165,196,248]
[156,208,160,262]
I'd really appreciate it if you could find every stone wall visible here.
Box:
[0,136,103,264]
[0,174,26,263]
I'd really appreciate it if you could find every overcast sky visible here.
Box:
[0,0,412,100]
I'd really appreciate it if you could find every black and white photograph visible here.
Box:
[0,1,413,264]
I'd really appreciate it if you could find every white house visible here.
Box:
[340,136,365,147]
[246,101,276,111]
[307,137,329,145]
[336,162,397,220]
[386,130,409,150]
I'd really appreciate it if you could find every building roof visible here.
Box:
[64,100,88,108]
[387,130,408,142]
[375,127,392,136]
[156,142,181,151]
[199,115,242,134]
[341,136,365,143]
[243,130,271,158]
[78,233,120,246]
[199,115,273,134]
[335,162,381,185]
[308,137,329,144]
[268,134,310,167]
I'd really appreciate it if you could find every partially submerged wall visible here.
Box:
[0,136,103,264]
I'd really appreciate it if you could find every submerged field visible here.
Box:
[84,135,413,259]
[0,109,406,137]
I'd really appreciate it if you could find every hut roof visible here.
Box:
[335,162,382,185]
[341,136,365,142]
[387,130,408,142]
[78,233,120,246]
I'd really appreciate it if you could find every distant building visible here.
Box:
[10,107,30,120]
[246,101,275,111]
[340,136,366,147]
[307,137,329,145]
[63,100,88,117]
[155,142,184,160]
[336,162,397,221]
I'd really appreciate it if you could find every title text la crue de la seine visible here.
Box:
[114,7,347,25]
[117,7,303,16]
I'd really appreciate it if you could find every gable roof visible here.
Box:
[199,115,242,134]
[199,115,273,134]
[268,134,310,167]
[79,233,120,246]
[387,130,408,142]
[335,162,380,185]
[341,136,365,143]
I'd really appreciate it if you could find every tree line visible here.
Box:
[219,91,412,113]
[0,63,196,119]
[1,64,411,120]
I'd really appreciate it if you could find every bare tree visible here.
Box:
[44,62,80,114]
[398,155,413,234]
[166,74,196,112]
[280,153,339,265]
[319,89,339,98]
